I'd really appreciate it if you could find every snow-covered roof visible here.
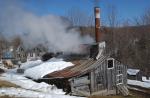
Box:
[20,60,42,69]
[96,41,106,60]
[24,58,74,80]
[127,68,140,75]
[99,41,106,48]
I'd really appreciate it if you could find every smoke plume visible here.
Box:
[0,0,94,53]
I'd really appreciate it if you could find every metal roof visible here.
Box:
[45,59,94,78]
[44,55,109,79]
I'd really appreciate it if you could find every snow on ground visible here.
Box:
[0,60,2,64]
[127,69,140,75]
[128,79,150,88]
[0,73,64,94]
[0,87,84,98]
[0,73,84,98]
[0,58,82,98]
[142,76,150,83]
[20,59,42,69]
[0,59,42,73]
[1,58,74,80]
[24,58,74,80]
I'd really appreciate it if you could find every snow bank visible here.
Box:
[0,60,42,73]
[0,87,84,98]
[0,73,64,94]
[0,60,2,64]
[127,69,140,75]
[24,58,74,79]
[128,79,150,88]
[0,73,84,98]
[20,59,42,69]
[142,76,150,83]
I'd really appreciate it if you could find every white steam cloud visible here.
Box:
[0,1,94,53]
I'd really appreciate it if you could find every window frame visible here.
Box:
[107,58,114,69]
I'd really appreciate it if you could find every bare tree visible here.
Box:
[133,8,150,79]
[105,5,119,56]
[105,6,150,79]
[134,8,150,25]
[107,5,119,27]
[141,9,150,25]
[0,34,9,59]
[11,36,22,49]
[66,7,89,26]
[66,7,95,37]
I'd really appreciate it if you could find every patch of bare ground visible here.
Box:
[0,79,19,97]
[0,80,19,88]
[0,95,15,98]
[88,91,150,98]
[88,95,135,98]
[129,90,150,98]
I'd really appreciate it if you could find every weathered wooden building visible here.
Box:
[37,7,129,97]
[69,56,128,96]
[38,42,129,96]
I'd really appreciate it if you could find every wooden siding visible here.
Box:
[70,56,128,96]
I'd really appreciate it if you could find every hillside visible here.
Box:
[79,25,150,77]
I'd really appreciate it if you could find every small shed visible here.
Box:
[127,69,142,81]
[35,6,129,96]
[39,42,129,96]
[69,56,128,96]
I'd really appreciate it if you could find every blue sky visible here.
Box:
[1,0,150,25]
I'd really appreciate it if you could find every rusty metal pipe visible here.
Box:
[95,7,101,43]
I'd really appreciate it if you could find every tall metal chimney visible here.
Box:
[94,7,101,43]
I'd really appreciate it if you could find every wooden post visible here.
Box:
[91,71,95,93]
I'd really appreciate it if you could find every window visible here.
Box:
[117,65,122,74]
[107,58,114,69]
[116,74,123,85]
